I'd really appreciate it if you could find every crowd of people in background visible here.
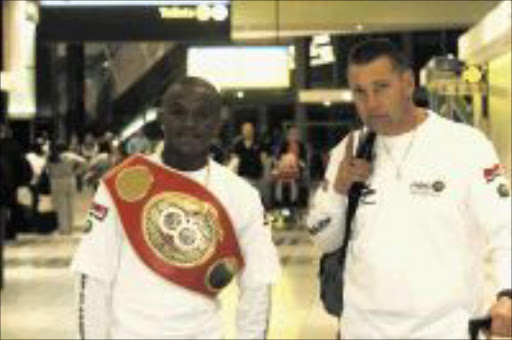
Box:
[0,127,146,241]
[1,119,325,243]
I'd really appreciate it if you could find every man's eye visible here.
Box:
[168,107,186,116]
[353,89,366,99]
[375,83,389,91]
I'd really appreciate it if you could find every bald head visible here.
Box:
[161,77,222,116]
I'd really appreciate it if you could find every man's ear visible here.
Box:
[402,70,415,98]
[157,109,164,127]
[212,118,222,136]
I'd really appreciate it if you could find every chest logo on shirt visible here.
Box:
[309,217,331,236]
[410,180,446,196]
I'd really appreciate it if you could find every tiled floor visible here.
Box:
[0,190,338,339]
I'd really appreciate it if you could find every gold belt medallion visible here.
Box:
[142,192,223,268]
[116,166,154,202]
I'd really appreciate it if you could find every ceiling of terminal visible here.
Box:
[231,0,501,42]
[78,1,502,53]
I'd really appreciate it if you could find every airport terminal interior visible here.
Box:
[1,1,511,339]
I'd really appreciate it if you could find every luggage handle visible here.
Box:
[468,316,492,340]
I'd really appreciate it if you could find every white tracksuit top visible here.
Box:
[308,111,511,339]
[71,155,281,339]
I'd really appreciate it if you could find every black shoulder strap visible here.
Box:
[338,130,377,264]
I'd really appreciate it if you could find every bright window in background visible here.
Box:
[187,46,291,90]
[120,108,159,141]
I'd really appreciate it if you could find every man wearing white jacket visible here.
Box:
[307,39,511,339]
[71,77,280,339]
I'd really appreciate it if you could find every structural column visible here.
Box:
[294,37,309,144]
[66,43,85,142]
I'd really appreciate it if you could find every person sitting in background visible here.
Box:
[272,125,307,208]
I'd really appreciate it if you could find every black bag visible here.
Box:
[37,168,51,195]
[319,247,346,316]
[319,131,376,317]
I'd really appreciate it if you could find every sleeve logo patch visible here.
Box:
[89,202,109,221]
[483,164,503,183]
[497,183,511,198]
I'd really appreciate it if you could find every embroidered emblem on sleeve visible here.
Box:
[483,164,503,183]
[497,183,511,198]
[89,202,109,221]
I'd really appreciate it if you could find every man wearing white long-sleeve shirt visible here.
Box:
[307,39,511,339]
[71,77,280,339]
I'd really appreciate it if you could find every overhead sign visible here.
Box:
[38,1,231,41]
[159,3,228,21]
[309,34,335,67]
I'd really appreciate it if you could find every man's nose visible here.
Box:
[183,112,197,127]
[366,92,379,111]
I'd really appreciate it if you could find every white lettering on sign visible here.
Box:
[159,4,228,21]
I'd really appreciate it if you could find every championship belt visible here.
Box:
[102,154,244,298]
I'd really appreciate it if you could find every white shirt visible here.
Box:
[308,111,511,339]
[71,155,280,339]
[25,152,47,185]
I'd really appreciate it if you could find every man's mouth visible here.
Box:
[369,114,389,120]
[179,133,202,140]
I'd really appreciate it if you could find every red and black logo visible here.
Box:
[89,202,109,221]
[483,164,503,183]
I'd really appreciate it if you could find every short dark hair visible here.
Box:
[348,38,410,72]
[160,76,222,114]
[98,140,111,154]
